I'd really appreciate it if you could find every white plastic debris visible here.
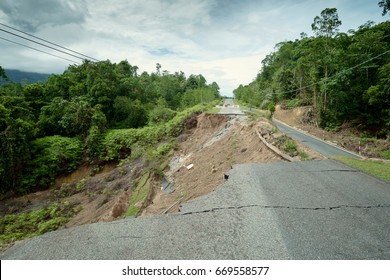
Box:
[186,163,194,170]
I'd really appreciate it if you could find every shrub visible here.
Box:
[148,106,176,125]
[283,139,298,154]
[268,103,275,116]
[99,103,209,162]
[20,136,83,191]
[0,201,81,250]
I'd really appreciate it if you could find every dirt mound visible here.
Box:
[141,113,284,216]
[274,105,315,127]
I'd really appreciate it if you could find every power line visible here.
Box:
[278,49,390,96]
[0,36,80,64]
[0,23,99,62]
[0,27,90,61]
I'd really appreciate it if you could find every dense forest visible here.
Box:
[0,61,221,194]
[234,7,390,137]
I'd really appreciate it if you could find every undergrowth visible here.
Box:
[126,172,151,216]
[99,103,211,162]
[20,136,83,193]
[0,201,82,251]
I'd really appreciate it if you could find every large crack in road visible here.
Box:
[2,96,390,261]
[181,203,390,216]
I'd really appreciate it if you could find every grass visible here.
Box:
[126,172,151,216]
[0,201,81,251]
[206,106,221,114]
[282,139,298,154]
[246,110,271,121]
[334,156,390,182]
[379,150,390,160]
[299,151,309,160]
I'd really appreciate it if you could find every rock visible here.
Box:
[291,151,299,157]
[176,134,188,143]
[111,203,126,218]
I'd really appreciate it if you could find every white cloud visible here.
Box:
[0,0,88,32]
[0,0,387,95]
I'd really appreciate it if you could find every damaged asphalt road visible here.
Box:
[2,160,390,259]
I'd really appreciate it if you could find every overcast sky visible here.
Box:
[0,0,387,95]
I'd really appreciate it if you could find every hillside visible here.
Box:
[234,10,390,139]
[2,69,51,84]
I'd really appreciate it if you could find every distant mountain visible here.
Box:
[1,69,51,85]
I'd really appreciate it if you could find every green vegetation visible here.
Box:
[126,172,151,216]
[268,103,276,116]
[1,60,221,195]
[99,103,209,162]
[234,7,390,138]
[334,156,390,182]
[299,151,309,161]
[21,136,83,192]
[244,109,272,121]
[282,138,298,154]
[379,150,390,159]
[0,201,82,250]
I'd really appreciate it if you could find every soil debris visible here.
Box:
[141,113,285,216]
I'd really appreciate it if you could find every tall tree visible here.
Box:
[311,8,342,37]
[379,0,390,15]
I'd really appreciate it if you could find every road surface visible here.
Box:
[218,98,244,115]
[273,118,362,158]
[2,160,389,259]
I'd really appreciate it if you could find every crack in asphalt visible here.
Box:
[310,169,358,172]
[181,204,390,215]
[117,235,157,239]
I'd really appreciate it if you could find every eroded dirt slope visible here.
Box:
[1,111,319,232]
[141,113,284,215]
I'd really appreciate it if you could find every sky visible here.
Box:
[0,0,388,96]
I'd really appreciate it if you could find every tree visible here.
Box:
[236,12,390,136]
[156,63,162,75]
[210,81,220,97]
[37,97,107,138]
[268,103,276,116]
[0,66,8,81]
[0,95,35,193]
[379,0,390,15]
[364,63,390,135]
[148,98,176,125]
[112,96,147,128]
[311,8,342,37]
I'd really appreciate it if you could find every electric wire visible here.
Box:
[0,23,99,62]
[0,27,88,61]
[0,36,80,64]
